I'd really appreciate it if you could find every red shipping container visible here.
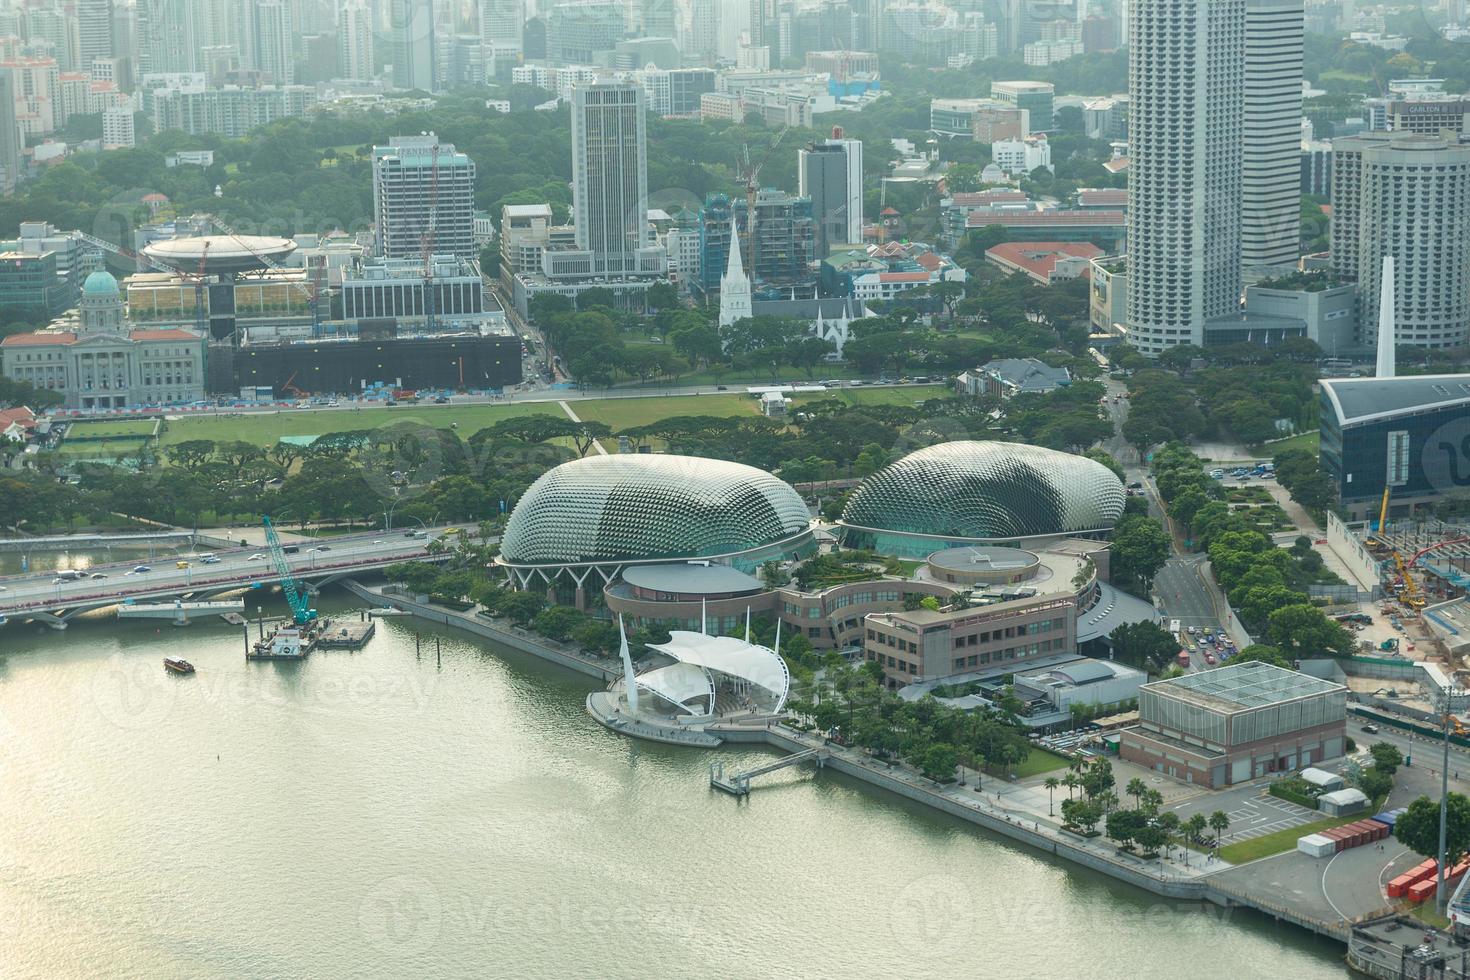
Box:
[1409,879,1437,903]
[1388,874,1414,898]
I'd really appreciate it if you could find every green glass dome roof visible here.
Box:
[501,454,812,565]
[840,441,1125,540]
[82,270,120,296]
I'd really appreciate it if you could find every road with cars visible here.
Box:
[0,528,451,619]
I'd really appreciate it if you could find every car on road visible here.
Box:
[1204,652,1217,665]
[372,539,384,545]
[202,556,221,564]
[316,545,331,552]
[433,396,449,404]
[402,530,417,538]
[247,553,266,561]
[1362,724,1381,734]
[1126,482,1143,490]
[90,572,108,579]
[1188,625,1199,635]
[0,586,7,591]
[132,565,152,573]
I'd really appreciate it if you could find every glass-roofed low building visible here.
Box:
[1119,661,1348,787]
[497,454,815,605]
[838,441,1126,558]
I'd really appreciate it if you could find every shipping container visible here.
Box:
[1409,878,1438,903]
[1389,859,1439,897]
[1297,833,1336,858]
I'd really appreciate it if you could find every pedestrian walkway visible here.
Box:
[559,400,608,454]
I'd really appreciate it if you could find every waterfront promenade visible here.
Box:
[344,578,1413,948]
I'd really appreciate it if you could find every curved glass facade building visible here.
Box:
[839,441,1125,557]
[500,455,814,585]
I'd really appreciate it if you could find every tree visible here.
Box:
[1110,621,1179,672]
[1208,810,1231,842]
[920,742,961,782]
[532,605,584,641]
[1110,515,1171,594]
[1266,604,1354,659]
[1106,808,1148,850]
[1231,644,1291,668]
[1395,794,1470,869]
[1126,777,1146,809]
[1369,741,1403,775]
[1360,768,1393,801]
[1044,776,1060,816]
[496,591,546,625]
[1134,823,1168,857]
[1183,813,1208,845]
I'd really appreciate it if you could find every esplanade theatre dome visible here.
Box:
[499,454,814,582]
[839,441,1125,557]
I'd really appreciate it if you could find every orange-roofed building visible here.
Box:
[984,242,1104,285]
[0,269,206,410]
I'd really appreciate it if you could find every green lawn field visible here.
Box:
[64,419,158,439]
[157,387,953,449]
[1009,748,1072,779]
[158,402,564,447]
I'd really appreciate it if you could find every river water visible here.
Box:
[0,582,1350,979]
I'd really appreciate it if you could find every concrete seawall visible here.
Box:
[340,579,617,683]
[346,579,1350,945]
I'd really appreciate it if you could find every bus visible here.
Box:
[1177,650,1191,668]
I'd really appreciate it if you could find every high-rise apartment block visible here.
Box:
[1333,133,1470,350]
[1241,0,1303,268]
[1126,0,1246,353]
[391,0,437,92]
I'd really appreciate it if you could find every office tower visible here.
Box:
[251,0,295,84]
[481,0,525,65]
[1333,133,1470,350]
[26,8,74,71]
[391,0,437,91]
[137,0,201,73]
[1125,0,1245,354]
[642,0,676,37]
[799,130,863,259]
[339,0,377,79]
[77,0,116,71]
[373,134,477,259]
[687,0,719,65]
[990,80,1054,132]
[571,81,651,275]
[547,2,625,65]
[0,72,19,196]
[1241,0,1304,268]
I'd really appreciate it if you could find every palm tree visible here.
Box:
[1141,788,1164,816]
[1126,777,1146,809]
[1044,776,1060,816]
[1062,772,1079,800]
[1209,810,1231,843]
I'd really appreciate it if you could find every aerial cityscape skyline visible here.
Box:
[7,0,1470,977]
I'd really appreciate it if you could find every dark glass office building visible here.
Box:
[1320,375,1470,520]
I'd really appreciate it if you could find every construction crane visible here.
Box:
[74,230,209,334]
[738,124,789,281]
[421,143,441,335]
[262,515,316,625]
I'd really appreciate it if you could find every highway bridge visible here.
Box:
[0,530,452,628]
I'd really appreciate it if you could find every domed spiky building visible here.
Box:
[838,441,1125,557]
[498,454,815,600]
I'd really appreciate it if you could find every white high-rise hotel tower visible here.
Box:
[1126,0,1304,354]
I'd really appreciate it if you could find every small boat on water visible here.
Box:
[163,657,195,674]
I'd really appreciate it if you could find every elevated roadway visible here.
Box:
[0,529,452,627]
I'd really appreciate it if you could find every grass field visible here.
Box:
[55,438,149,456]
[1010,748,1072,779]
[65,420,158,439]
[1217,813,1363,864]
[159,402,564,447]
[157,388,953,449]
[1256,431,1319,458]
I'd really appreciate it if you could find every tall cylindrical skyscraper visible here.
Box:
[1125,0,1245,354]
[1241,0,1303,269]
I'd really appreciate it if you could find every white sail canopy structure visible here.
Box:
[644,631,791,713]
[635,662,718,713]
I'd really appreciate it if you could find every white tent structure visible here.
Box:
[633,629,791,717]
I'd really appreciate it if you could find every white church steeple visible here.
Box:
[718,215,752,329]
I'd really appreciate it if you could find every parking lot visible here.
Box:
[1168,784,1320,842]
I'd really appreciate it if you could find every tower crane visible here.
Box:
[202,213,324,335]
[738,124,789,281]
[421,142,441,335]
